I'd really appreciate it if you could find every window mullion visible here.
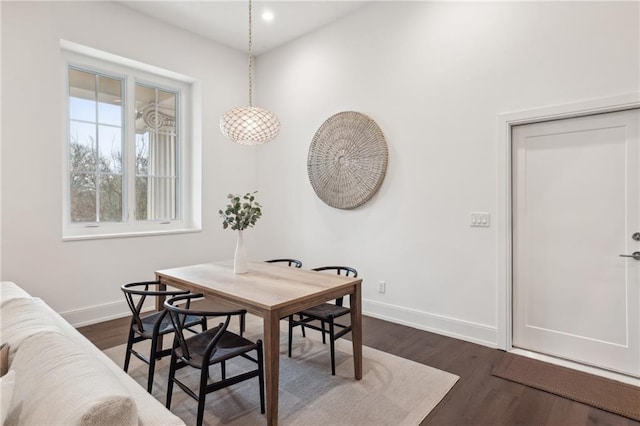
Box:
[125,75,137,224]
[94,74,100,223]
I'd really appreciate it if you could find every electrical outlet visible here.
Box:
[378,280,386,294]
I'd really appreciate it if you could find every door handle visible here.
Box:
[620,252,640,261]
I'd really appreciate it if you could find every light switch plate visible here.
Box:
[470,212,490,227]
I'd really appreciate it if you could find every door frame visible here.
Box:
[496,92,640,354]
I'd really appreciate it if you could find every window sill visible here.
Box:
[62,227,201,242]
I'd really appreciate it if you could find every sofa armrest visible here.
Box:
[0,298,63,364]
[5,332,138,426]
[0,282,32,308]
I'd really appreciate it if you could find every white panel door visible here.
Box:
[512,108,640,377]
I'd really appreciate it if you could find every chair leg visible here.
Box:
[201,316,208,332]
[329,318,336,376]
[240,312,246,337]
[299,314,306,337]
[221,360,226,380]
[123,326,135,372]
[257,340,265,414]
[288,315,294,357]
[321,321,327,344]
[166,352,177,409]
[148,335,158,393]
[196,368,208,426]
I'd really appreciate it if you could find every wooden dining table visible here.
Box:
[154,260,363,426]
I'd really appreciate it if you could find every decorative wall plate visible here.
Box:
[307,111,388,209]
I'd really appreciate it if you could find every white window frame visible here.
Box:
[61,40,201,240]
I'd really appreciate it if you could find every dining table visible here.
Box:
[154,260,363,426]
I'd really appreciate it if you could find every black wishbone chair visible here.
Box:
[265,258,303,268]
[121,281,207,393]
[164,293,265,426]
[288,266,358,375]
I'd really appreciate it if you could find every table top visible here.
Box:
[155,260,362,315]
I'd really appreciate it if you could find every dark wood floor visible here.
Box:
[79,310,638,426]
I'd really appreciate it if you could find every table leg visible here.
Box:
[350,283,363,380]
[155,280,167,355]
[263,311,280,425]
[155,279,167,311]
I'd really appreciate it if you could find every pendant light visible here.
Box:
[220,0,280,145]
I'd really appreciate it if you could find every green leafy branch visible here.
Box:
[219,191,262,231]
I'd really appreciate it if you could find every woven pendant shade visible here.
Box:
[220,106,280,145]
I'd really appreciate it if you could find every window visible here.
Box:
[62,42,200,240]
[68,68,124,223]
[134,85,178,221]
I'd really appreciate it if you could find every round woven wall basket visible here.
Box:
[307,111,388,210]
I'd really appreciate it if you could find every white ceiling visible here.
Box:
[119,1,369,56]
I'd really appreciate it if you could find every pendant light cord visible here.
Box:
[248,0,253,107]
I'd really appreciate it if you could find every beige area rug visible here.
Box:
[104,315,459,425]
[492,353,640,421]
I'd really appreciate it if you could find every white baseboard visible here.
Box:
[61,296,498,348]
[60,292,207,327]
[60,299,130,327]
[363,299,498,349]
[60,299,153,328]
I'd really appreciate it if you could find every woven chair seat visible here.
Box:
[299,303,350,320]
[134,312,203,339]
[175,326,259,368]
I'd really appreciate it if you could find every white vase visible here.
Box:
[234,230,249,274]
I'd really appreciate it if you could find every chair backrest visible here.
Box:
[311,266,358,306]
[121,281,190,332]
[164,293,248,362]
[265,258,303,268]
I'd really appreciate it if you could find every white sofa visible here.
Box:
[0,281,185,426]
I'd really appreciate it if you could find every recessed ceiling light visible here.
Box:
[262,10,274,22]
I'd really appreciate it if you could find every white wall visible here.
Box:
[253,1,640,347]
[1,1,639,348]
[0,1,259,324]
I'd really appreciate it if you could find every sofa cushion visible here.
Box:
[0,282,32,308]
[0,298,63,363]
[5,332,137,426]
